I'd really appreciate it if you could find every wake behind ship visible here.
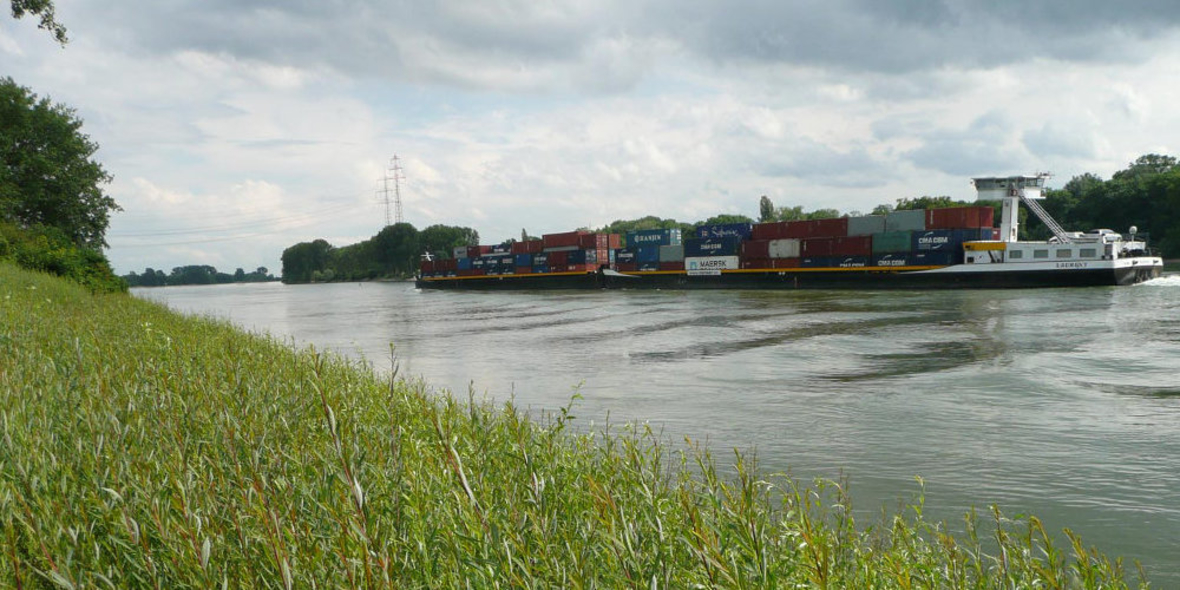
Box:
[416,175,1164,290]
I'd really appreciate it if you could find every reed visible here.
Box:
[0,262,1148,588]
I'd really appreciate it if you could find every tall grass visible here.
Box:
[0,262,1148,588]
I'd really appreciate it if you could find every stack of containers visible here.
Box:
[537,231,619,273]
[908,206,994,266]
[618,229,680,271]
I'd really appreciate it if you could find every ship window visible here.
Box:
[1056,249,1072,258]
[1080,248,1097,258]
[1008,250,1023,259]
[1033,249,1049,259]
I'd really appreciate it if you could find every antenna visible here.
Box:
[377,155,406,226]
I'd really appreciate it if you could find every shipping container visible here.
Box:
[626,228,682,247]
[635,246,661,263]
[615,249,637,264]
[847,215,886,236]
[799,217,849,238]
[872,253,911,267]
[542,230,588,249]
[801,256,869,268]
[471,257,487,269]
[567,249,597,265]
[615,262,638,272]
[659,244,685,262]
[885,209,926,232]
[490,243,511,254]
[547,251,569,266]
[912,229,995,252]
[685,256,740,273]
[684,236,742,257]
[695,222,753,240]
[514,266,532,275]
[871,231,912,254]
[925,206,994,230]
[800,236,872,257]
[638,262,660,271]
[742,240,771,259]
[457,269,485,277]
[467,245,493,258]
[532,253,549,267]
[608,234,623,249]
[752,221,789,240]
[511,240,544,254]
[740,258,802,270]
[457,257,473,271]
[912,251,959,266]
[514,253,532,267]
[532,265,550,274]
[659,261,685,271]
[577,233,610,249]
[453,246,469,259]
[768,238,802,259]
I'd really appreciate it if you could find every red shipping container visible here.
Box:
[577,233,610,249]
[608,234,623,249]
[467,245,494,258]
[742,239,772,258]
[926,206,994,230]
[787,218,848,238]
[419,260,436,273]
[457,269,485,277]
[741,259,771,270]
[542,230,588,249]
[511,240,544,254]
[743,258,802,269]
[514,266,533,275]
[615,262,638,272]
[548,251,570,265]
[801,236,871,257]
[773,258,802,269]
[752,221,790,240]
[659,261,685,271]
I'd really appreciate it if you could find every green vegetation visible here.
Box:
[123,264,277,287]
[0,261,1149,588]
[1,77,124,292]
[281,223,478,283]
[7,0,67,44]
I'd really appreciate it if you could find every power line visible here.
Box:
[109,200,367,238]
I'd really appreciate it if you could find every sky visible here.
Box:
[4,0,1180,275]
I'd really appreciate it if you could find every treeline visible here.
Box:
[122,265,276,287]
[281,223,478,283]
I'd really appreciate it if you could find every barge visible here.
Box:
[416,175,1163,290]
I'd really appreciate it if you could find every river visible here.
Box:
[135,276,1180,583]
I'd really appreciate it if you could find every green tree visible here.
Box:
[758,195,775,222]
[9,0,67,44]
[281,239,333,283]
[699,214,754,225]
[420,224,479,259]
[893,196,964,211]
[1,78,117,248]
[373,222,419,275]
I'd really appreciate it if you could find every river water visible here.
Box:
[135,277,1180,583]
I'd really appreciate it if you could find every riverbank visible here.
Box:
[1,262,1148,587]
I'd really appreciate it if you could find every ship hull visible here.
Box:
[416,258,1163,291]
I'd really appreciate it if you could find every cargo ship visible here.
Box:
[416,175,1164,290]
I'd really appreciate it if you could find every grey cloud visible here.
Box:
[1022,124,1098,159]
[754,142,895,188]
[70,0,1180,94]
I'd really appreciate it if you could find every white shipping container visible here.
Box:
[542,245,580,253]
[685,256,740,275]
[768,238,801,258]
[453,246,469,259]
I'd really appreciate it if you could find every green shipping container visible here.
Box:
[872,231,912,254]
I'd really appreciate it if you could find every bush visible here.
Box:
[0,222,126,293]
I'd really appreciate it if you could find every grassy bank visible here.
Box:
[0,262,1147,588]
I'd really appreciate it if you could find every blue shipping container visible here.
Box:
[801,256,869,268]
[615,249,637,264]
[635,246,661,263]
[457,257,473,270]
[567,249,598,264]
[626,229,682,247]
[912,229,992,252]
[532,254,549,266]
[684,237,742,257]
[695,223,753,240]
[912,251,959,266]
[471,257,487,269]
[532,265,550,274]
[490,244,511,254]
[514,253,532,267]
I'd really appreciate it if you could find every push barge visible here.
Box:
[416,175,1163,290]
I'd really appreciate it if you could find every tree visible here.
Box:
[758,195,775,222]
[281,239,333,283]
[1,78,117,248]
[9,0,67,44]
[700,214,754,225]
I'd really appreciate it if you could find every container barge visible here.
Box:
[416,175,1164,290]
